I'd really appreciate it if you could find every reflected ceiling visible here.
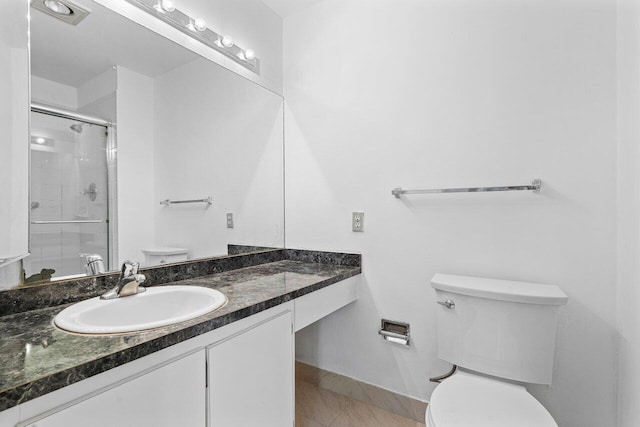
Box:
[30,0,199,86]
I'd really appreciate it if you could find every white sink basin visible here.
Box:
[54,286,227,335]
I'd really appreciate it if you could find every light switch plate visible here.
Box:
[226,213,234,228]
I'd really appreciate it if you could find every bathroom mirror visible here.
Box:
[12,0,284,287]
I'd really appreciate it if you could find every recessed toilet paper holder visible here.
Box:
[379,319,410,346]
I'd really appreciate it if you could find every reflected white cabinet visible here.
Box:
[208,312,294,427]
[0,0,29,271]
[23,351,206,427]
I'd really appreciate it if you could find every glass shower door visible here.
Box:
[25,111,110,282]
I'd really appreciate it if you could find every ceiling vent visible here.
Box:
[31,0,90,26]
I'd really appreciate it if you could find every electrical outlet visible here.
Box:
[226,213,234,228]
[352,212,364,232]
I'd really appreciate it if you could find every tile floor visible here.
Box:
[296,377,426,427]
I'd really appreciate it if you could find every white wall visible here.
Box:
[31,68,117,114]
[77,67,117,121]
[153,58,284,259]
[31,76,77,110]
[617,0,640,425]
[284,1,618,426]
[116,67,156,264]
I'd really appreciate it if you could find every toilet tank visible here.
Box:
[141,247,188,267]
[431,274,568,385]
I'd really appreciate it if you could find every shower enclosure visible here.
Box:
[25,107,114,281]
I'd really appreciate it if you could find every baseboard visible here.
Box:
[295,361,428,423]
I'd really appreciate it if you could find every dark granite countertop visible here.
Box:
[0,255,361,411]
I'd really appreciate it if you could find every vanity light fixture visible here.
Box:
[153,0,175,13]
[221,35,234,48]
[124,0,260,73]
[244,49,256,61]
[193,18,207,32]
[187,17,206,32]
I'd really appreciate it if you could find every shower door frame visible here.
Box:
[30,102,118,273]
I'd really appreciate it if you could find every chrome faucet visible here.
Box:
[82,253,106,275]
[100,261,146,300]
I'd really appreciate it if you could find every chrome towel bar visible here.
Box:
[392,179,542,198]
[160,197,213,206]
[31,220,106,224]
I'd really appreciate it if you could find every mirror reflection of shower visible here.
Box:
[25,109,114,284]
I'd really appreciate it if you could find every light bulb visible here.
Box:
[35,137,46,144]
[244,49,255,60]
[160,0,175,12]
[221,35,234,48]
[194,18,206,31]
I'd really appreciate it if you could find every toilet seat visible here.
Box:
[426,371,557,427]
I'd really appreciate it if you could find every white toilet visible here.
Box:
[141,247,188,266]
[427,273,568,427]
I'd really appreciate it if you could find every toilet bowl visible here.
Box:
[425,370,557,427]
[429,274,568,427]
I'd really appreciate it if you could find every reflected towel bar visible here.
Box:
[391,179,542,198]
[160,197,213,206]
[31,220,106,224]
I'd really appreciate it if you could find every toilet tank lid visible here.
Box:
[141,247,188,256]
[431,274,568,306]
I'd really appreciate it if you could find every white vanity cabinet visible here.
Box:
[22,351,206,427]
[15,303,296,427]
[208,311,293,427]
[9,278,359,427]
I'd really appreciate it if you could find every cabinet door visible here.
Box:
[208,312,293,427]
[23,351,206,427]
[0,0,29,271]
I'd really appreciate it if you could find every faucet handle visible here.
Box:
[130,262,140,275]
[120,261,139,277]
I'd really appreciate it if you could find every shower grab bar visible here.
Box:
[391,179,542,198]
[160,197,213,206]
[31,220,106,224]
